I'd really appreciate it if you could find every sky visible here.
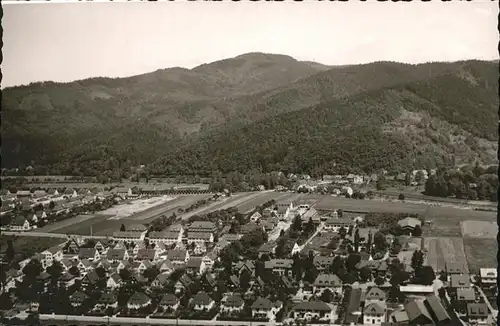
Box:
[2,1,499,88]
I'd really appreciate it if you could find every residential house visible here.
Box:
[191,292,214,311]
[313,256,335,272]
[112,231,145,242]
[201,251,217,271]
[186,258,206,275]
[450,274,471,289]
[457,288,476,302]
[106,273,122,289]
[292,301,332,321]
[167,224,185,236]
[167,249,189,265]
[33,211,48,222]
[234,260,256,276]
[265,259,293,277]
[405,300,433,325]
[113,187,132,199]
[397,217,422,233]
[363,302,386,326]
[364,287,387,305]
[9,217,31,232]
[249,212,262,222]
[148,231,182,246]
[76,259,94,274]
[40,246,63,268]
[93,241,107,254]
[137,260,153,274]
[159,293,179,312]
[344,288,363,325]
[424,295,451,325]
[95,292,118,312]
[251,297,282,320]
[82,270,100,288]
[301,208,321,225]
[323,218,352,232]
[276,205,292,220]
[445,262,468,276]
[106,249,128,262]
[188,221,217,234]
[187,232,214,245]
[467,303,489,325]
[151,273,170,289]
[135,249,157,263]
[220,294,245,314]
[69,291,88,308]
[258,243,276,258]
[479,268,497,285]
[78,248,100,261]
[156,259,175,275]
[58,273,76,289]
[389,309,409,325]
[174,274,193,293]
[127,292,151,310]
[313,274,343,295]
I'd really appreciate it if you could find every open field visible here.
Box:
[423,237,469,273]
[99,196,176,219]
[314,196,429,214]
[40,195,209,236]
[460,221,497,239]
[0,235,65,264]
[463,238,497,273]
[423,206,496,237]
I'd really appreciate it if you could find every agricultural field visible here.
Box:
[314,196,428,214]
[463,238,497,273]
[423,237,469,273]
[98,196,177,219]
[460,220,497,239]
[423,206,496,237]
[0,236,65,264]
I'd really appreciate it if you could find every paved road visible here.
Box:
[39,314,281,326]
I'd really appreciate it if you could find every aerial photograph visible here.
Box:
[0,1,498,325]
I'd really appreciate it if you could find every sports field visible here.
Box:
[423,237,469,273]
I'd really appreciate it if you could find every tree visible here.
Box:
[415,266,435,285]
[346,254,361,272]
[337,209,343,218]
[411,225,422,237]
[239,269,251,292]
[373,232,387,251]
[49,201,55,210]
[6,239,15,263]
[120,224,126,231]
[339,227,347,239]
[353,228,360,252]
[320,289,333,303]
[292,215,302,233]
[376,176,387,191]
[398,193,405,201]
[415,171,425,184]
[411,250,424,270]
[374,276,385,286]
[359,267,371,282]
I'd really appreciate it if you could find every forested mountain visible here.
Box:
[1,53,498,178]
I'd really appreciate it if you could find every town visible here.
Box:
[0,171,497,326]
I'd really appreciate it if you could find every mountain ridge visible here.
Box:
[1,53,497,177]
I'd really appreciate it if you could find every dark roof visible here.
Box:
[167,249,188,261]
[160,293,179,306]
[346,288,362,314]
[70,291,88,303]
[251,297,272,310]
[293,301,332,312]
[364,302,385,315]
[136,249,156,260]
[128,292,150,305]
[186,258,202,269]
[78,248,96,259]
[405,300,433,323]
[424,295,450,323]
[365,287,386,301]
[107,249,126,260]
[192,292,213,306]
[99,292,117,304]
[467,303,488,317]
[223,294,244,307]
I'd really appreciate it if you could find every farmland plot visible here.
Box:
[423,237,469,273]
[460,220,497,239]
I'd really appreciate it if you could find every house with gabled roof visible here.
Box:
[364,287,386,305]
[467,303,489,325]
[313,274,342,294]
[258,243,276,258]
[127,292,151,310]
[106,273,122,289]
[82,270,100,288]
[249,211,262,223]
[313,256,334,272]
[137,260,153,273]
[220,294,245,314]
[251,297,282,320]
[188,221,217,234]
[95,292,118,311]
[424,295,450,325]
[159,293,179,312]
[40,245,63,268]
[156,259,175,275]
[363,302,386,325]
[174,274,193,293]
[106,248,128,262]
[191,292,214,311]
[78,248,100,261]
[292,301,332,321]
[265,259,293,277]
[63,239,80,254]
[69,291,88,308]
[167,249,189,265]
[324,218,352,232]
[151,273,170,289]
[76,259,94,273]
[148,231,182,246]
[135,248,157,262]
[9,217,31,232]
[457,287,476,302]
[405,300,433,325]
[185,258,206,276]
[397,217,421,233]
[234,260,255,276]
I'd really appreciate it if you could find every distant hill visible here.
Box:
[1,53,498,177]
